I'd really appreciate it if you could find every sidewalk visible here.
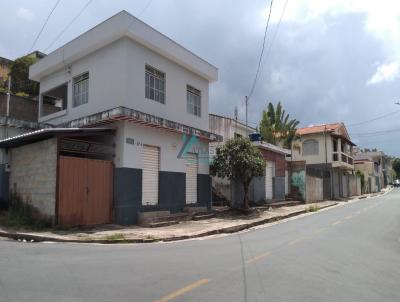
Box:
[0,201,338,244]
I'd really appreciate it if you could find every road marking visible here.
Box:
[356,210,362,215]
[246,251,271,264]
[154,278,210,302]
[331,220,341,226]
[287,237,304,246]
[345,215,353,220]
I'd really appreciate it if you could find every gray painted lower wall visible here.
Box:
[198,174,212,209]
[273,177,285,200]
[159,171,185,213]
[252,176,265,203]
[0,164,9,209]
[114,168,211,225]
[113,167,142,225]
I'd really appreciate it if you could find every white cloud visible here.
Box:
[366,61,399,85]
[17,7,33,21]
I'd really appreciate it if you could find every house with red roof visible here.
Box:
[289,122,359,201]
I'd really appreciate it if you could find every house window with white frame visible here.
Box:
[145,65,165,104]
[187,85,201,117]
[73,72,89,107]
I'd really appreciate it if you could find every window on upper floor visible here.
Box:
[302,139,319,156]
[187,85,201,117]
[41,83,68,117]
[145,65,165,104]
[73,72,89,107]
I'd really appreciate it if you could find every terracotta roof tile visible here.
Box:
[296,123,342,135]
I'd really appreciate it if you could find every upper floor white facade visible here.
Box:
[29,11,218,133]
[291,123,355,170]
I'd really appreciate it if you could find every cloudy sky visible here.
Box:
[1,0,400,156]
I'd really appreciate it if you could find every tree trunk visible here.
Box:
[242,181,250,209]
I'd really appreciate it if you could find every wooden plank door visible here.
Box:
[85,159,113,225]
[58,156,113,226]
[58,156,88,226]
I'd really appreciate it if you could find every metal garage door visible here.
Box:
[265,161,275,200]
[142,145,159,205]
[342,173,348,197]
[285,170,289,195]
[185,153,198,204]
[58,156,113,226]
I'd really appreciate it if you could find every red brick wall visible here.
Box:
[259,148,286,177]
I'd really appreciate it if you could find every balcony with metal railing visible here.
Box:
[332,152,354,169]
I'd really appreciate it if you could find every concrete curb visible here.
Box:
[0,202,338,244]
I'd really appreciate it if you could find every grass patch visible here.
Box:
[306,205,319,212]
[0,192,52,230]
[104,233,126,241]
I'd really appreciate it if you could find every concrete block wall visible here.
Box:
[9,138,57,221]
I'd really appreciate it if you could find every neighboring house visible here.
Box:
[209,114,255,203]
[291,123,359,201]
[0,93,42,207]
[354,154,380,193]
[0,56,12,85]
[251,141,290,202]
[209,114,290,204]
[0,11,219,226]
[0,51,45,85]
[26,51,46,60]
[354,149,390,191]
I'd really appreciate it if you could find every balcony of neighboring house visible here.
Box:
[332,137,354,169]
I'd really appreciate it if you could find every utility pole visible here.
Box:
[234,106,238,134]
[245,95,248,135]
[6,76,11,117]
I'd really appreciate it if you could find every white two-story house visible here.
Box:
[0,11,219,226]
[291,122,356,200]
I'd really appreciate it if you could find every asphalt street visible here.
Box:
[1,189,399,302]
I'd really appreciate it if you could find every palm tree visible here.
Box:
[259,102,300,148]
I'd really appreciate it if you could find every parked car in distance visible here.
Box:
[394,179,400,187]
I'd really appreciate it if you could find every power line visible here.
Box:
[347,109,400,127]
[351,128,400,137]
[265,0,289,64]
[247,0,274,101]
[136,0,153,18]
[44,0,93,52]
[28,0,62,53]
[127,0,154,31]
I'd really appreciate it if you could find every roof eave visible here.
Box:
[29,11,218,82]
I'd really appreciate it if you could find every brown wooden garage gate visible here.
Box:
[57,156,113,226]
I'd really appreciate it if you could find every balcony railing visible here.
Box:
[332,152,353,166]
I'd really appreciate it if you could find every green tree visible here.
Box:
[392,158,400,178]
[210,137,265,209]
[259,102,300,148]
[355,170,365,193]
[9,56,39,96]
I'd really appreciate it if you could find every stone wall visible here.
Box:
[9,138,57,221]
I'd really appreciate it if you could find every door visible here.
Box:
[333,170,340,199]
[142,145,160,205]
[185,153,198,204]
[285,170,289,196]
[342,173,348,197]
[265,161,274,200]
[58,156,113,226]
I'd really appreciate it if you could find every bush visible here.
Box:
[306,205,319,212]
[0,191,52,229]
